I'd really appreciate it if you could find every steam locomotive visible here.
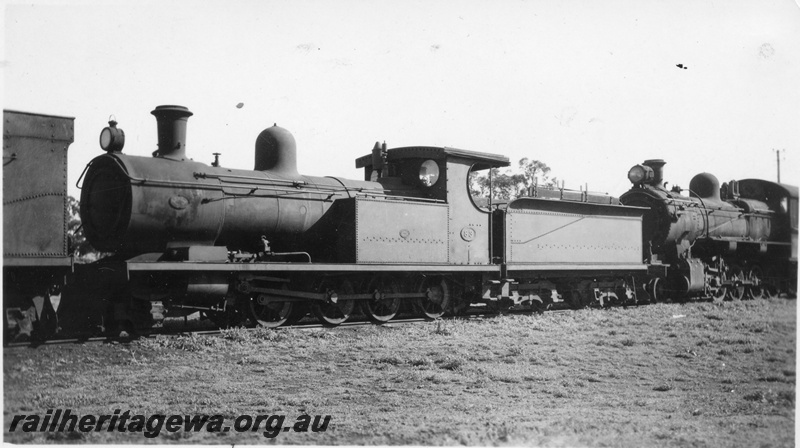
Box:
[3,106,797,340]
[621,160,797,301]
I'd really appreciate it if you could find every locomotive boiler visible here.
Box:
[80,105,382,256]
[620,159,797,301]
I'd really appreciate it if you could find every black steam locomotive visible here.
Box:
[3,106,797,339]
[621,159,797,301]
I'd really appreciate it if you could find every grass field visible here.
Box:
[3,298,795,446]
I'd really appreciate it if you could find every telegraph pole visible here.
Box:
[773,149,783,183]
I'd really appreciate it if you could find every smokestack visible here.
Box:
[643,159,666,187]
[151,105,193,161]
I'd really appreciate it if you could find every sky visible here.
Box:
[3,0,799,199]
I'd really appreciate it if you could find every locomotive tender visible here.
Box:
[3,106,797,339]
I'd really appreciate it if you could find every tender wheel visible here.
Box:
[414,276,451,319]
[648,278,667,303]
[746,266,764,300]
[563,288,590,310]
[362,277,401,324]
[531,289,554,311]
[590,289,619,308]
[725,265,745,301]
[247,293,294,328]
[633,282,652,305]
[311,279,356,327]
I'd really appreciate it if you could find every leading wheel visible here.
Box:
[414,276,451,319]
[362,277,401,324]
[311,279,356,327]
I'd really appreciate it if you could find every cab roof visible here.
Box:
[355,146,510,170]
[738,178,798,200]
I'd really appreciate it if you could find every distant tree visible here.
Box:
[67,196,104,261]
[470,168,526,201]
[519,158,561,190]
[470,158,561,202]
[519,158,549,186]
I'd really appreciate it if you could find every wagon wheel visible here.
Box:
[746,266,765,300]
[414,276,451,319]
[725,265,745,301]
[361,276,401,324]
[246,290,294,328]
[311,279,356,327]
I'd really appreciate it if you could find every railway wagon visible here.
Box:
[3,110,76,340]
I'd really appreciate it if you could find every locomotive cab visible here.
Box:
[737,179,799,263]
[355,146,509,265]
[355,145,509,203]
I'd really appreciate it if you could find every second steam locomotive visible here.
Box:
[4,105,797,338]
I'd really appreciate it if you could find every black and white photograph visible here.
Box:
[3,0,797,445]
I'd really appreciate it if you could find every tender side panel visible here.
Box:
[3,110,74,264]
[504,198,644,267]
[355,198,449,263]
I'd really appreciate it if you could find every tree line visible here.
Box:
[470,158,559,201]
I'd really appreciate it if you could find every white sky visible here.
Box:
[3,0,799,199]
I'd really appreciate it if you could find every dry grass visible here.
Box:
[4,298,795,446]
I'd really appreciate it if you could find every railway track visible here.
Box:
[3,306,580,349]
[10,294,792,349]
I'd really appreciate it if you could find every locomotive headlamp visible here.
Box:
[99,115,125,152]
[419,159,440,187]
[627,164,654,185]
